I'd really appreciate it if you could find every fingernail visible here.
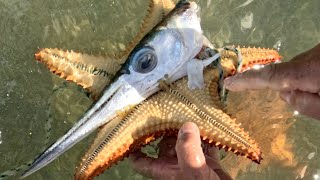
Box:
[178,122,197,139]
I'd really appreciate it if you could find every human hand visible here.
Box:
[130,122,232,180]
[224,43,320,119]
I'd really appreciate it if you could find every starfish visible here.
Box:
[21,1,282,180]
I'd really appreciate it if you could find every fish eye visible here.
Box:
[132,46,157,73]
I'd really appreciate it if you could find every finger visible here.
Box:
[129,151,179,179]
[202,145,221,169]
[204,147,233,180]
[176,122,205,168]
[280,90,320,120]
[158,136,177,158]
[204,146,219,160]
[130,151,153,176]
[176,122,220,180]
[204,147,221,169]
[224,45,320,92]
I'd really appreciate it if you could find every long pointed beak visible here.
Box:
[21,77,151,178]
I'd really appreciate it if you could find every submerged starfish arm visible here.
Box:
[74,68,262,180]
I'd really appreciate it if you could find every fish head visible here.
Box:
[114,0,203,101]
[101,1,204,120]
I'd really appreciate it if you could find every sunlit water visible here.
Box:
[0,0,319,179]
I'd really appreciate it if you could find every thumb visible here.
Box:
[280,90,320,120]
[175,122,220,180]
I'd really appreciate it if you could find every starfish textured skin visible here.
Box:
[73,46,281,179]
[21,1,282,180]
[74,68,260,180]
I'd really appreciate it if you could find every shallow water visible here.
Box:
[0,0,319,179]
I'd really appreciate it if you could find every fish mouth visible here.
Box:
[21,77,157,178]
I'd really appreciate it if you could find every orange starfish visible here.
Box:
[21,1,282,179]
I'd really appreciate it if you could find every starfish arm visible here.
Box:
[238,47,282,72]
[220,47,282,76]
[161,0,176,15]
[74,68,262,180]
[35,48,121,99]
